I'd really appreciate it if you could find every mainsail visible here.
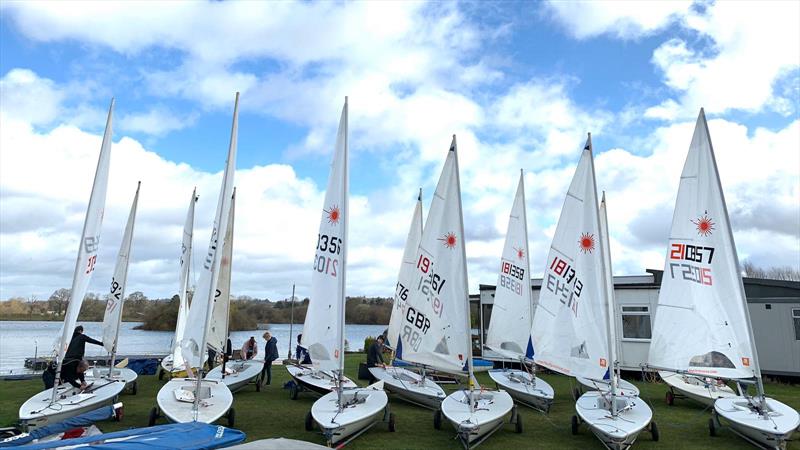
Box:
[208,188,236,353]
[171,189,198,367]
[486,171,534,361]
[301,98,349,372]
[180,93,238,369]
[530,136,610,381]
[387,189,423,352]
[101,182,141,360]
[53,99,114,395]
[398,137,471,374]
[648,109,758,380]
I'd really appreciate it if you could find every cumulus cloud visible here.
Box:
[0,69,66,126]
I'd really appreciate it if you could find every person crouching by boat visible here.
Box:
[366,335,386,383]
[61,359,90,391]
[60,325,103,385]
[260,331,278,388]
[242,336,258,360]
[296,334,312,364]
[42,360,57,390]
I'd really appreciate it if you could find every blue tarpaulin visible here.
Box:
[0,406,115,447]
[9,422,245,449]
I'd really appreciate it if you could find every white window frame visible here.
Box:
[620,304,652,342]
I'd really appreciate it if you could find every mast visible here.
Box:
[107,182,141,376]
[220,188,236,379]
[337,96,349,409]
[599,191,619,415]
[701,110,765,408]
[288,283,295,360]
[520,169,533,367]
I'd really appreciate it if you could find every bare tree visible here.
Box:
[741,260,800,281]
[48,288,71,316]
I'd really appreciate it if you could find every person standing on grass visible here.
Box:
[260,331,278,387]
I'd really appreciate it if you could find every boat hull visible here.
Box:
[660,371,736,406]
[160,354,208,378]
[18,379,126,431]
[714,396,799,450]
[368,366,445,409]
[86,367,138,390]
[206,360,262,393]
[488,369,554,413]
[575,391,653,450]
[311,386,389,446]
[155,378,233,424]
[441,389,514,449]
[286,364,356,396]
[576,375,640,397]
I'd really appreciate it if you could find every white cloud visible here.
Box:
[0,69,66,126]
[119,107,197,136]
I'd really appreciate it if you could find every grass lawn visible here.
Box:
[2,354,798,449]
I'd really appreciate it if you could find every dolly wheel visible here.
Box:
[665,391,674,406]
[148,407,159,427]
[650,421,659,441]
[572,387,581,401]
[388,412,396,432]
[158,369,165,381]
[131,381,138,396]
[515,413,523,434]
[290,384,299,400]
[305,411,314,431]
[255,378,261,392]
[708,418,717,437]
[571,415,579,435]
[433,410,442,430]
[227,408,235,428]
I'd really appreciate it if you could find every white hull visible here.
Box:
[87,367,137,385]
[160,354,208,376]
[155,378,233,424]
[714,396,799,450]
[369,366,445,409]
[442,389,514,449]
[311,385,389,446]
[576,375,640,397]
[286,364,356,396]
[19,379,125,430]
[206,360,262,393]
[660,371,736,406]
[488,369,554,413]
[575,391,653,450]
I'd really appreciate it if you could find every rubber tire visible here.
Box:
[255,379,261,392]
[572,387,581,401]
[158,369,165,381]
[305,411,314,431]
[571,415,579,435]
[665,391,674,406]
[433,410,442,430]
[290,384,299,400]
[708,418,717,437]
[388,412,396,432]
[515,413,523,434]
[650,421,659,441]
[148,407,159,427]
[131,381,138,396]
[227,408,235,428]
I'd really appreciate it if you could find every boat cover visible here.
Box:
[0,406,115,447]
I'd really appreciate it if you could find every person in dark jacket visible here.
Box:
[42,360,57,390]
[61,325,103,385]
[260,331,279,388]
[295,333,311,364]
[61,359,89,390]
[365,335,386,383]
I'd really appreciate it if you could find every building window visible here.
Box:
[621,305,652,340]
[793,308,800,341]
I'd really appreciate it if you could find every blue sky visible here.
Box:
[1,1,798,300]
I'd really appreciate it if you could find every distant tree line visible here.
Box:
[742,260,800,282]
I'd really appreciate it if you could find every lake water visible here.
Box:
[0,321,387,370]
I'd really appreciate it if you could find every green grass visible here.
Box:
[2,354,798,449]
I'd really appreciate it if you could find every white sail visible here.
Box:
[387,189,423,350]
[486,171,534,361]
[54,99,114,377]
[598,192,619,396]
[208,188,236,353]
[530,136,610,381]
[648,109,758,380]
[101,182,141,353]
[180,93,238,369]
[301,98,349,372]
[397,137,471,373]
[171,189,197,366]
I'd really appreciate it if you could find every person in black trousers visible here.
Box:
[260,331,278,388]
[366,335,386,383]
[61,325,103,385]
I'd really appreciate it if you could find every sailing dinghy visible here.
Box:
[301,98,393,447]
[659,371,736,406]
[19,100,126,431]
[648,109,799,448]
[370,189,447,409]
[531,135,656,449]
[85,183,142,394]
[151,93,239,427]
[160,189,208,378]
[401,137,517,449]
[205,189,264,393]
[486,170,555,413]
